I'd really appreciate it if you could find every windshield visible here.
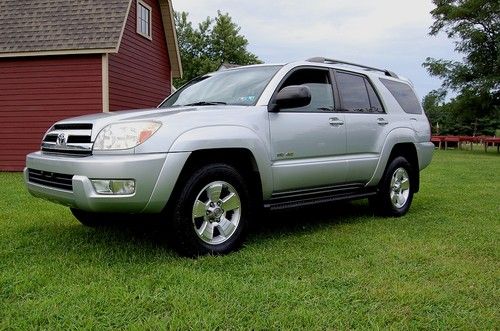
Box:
[160,65,282,108]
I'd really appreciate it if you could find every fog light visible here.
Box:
[91,179,135,195]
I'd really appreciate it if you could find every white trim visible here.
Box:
[102,54,109,113]
[115,0,133,53]
[0,48,116,58]
[136,0,153,40]
[159,0,182,78]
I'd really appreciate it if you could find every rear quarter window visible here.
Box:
[379,78,422,114]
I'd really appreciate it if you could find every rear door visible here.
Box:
[334,71,388,183]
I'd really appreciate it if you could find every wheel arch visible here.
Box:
[163,147,265,216]
[168,125,272,197]
[367,128,420,192]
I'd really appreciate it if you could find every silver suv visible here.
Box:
[25,57,434,256]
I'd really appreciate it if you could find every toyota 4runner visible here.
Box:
[25,57,434,256]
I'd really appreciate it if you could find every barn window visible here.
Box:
[137,0,152,39]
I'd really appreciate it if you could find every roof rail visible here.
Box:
[306,57,399,79]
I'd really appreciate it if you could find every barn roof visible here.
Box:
[0,0,182,77]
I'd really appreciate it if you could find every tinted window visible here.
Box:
[336,72,371,112]
[380,78,422,114]
[365,80,383,112]
[279,69,334,111]
[337,72,385,113]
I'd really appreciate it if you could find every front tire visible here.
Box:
[169,163,252,256]
[370,156,414,217]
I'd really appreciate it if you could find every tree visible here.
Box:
[174,11,261,87]
[422,89,448,133]
[423,0,499,96]
[422,0,499,135]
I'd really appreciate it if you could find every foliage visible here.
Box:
[422,0,499,135]
[423,0,499,95]
[1,150,499,329]
[174,11,261,87]
[424,89,500,135]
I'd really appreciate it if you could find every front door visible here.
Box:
[269,67,347,192]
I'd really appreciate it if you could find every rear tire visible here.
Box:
[169,163,252,257]
[370,156,414,217]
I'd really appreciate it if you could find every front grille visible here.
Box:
[28,169,73,191]
[43,135,91,144]
[53,123,93,130]
[67,135,92,144]
[43,135,57,142]
[41,123,93,156]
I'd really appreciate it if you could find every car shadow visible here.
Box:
[250,200,376,238]
[85,200,374,247]
[24,200,377,260]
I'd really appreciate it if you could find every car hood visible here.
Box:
[57,106,193,124]
[56,105,247,129]
[52,105,264,142]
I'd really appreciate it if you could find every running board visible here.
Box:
[264,184,377,211]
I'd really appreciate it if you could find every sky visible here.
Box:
[171,0,461,99]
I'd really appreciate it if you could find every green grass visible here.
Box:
[1,150,499,329]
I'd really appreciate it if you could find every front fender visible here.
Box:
[169,125,273,199]
[366,127,417,187]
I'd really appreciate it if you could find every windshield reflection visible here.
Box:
[160,65,282,108]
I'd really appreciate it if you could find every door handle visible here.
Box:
[329,117,344,126]
[377,118,389,125]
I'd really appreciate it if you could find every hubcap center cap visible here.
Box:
[206,206,224,222]
[213,207,223,218]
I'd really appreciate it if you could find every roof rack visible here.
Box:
[306,57,399,79]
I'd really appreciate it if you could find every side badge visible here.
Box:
[277,152,294,158]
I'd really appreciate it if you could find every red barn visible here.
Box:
[0,0,182,171]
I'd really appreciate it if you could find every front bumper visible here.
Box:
[25,151,190,213]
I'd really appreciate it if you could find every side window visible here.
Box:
[336,72,384,113]
[278,69,334,111]
[380,78,422,114]
[336,72,370,112]
[137,0,152,40]
[365,80,384,112]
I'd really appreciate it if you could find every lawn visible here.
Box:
[1,150,499,329]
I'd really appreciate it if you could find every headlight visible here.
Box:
[93,121,161,150]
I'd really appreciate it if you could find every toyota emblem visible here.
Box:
[56,133,67,146]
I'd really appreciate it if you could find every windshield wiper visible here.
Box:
[183,101,228,106]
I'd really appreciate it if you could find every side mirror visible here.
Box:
[269,85,311,112]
